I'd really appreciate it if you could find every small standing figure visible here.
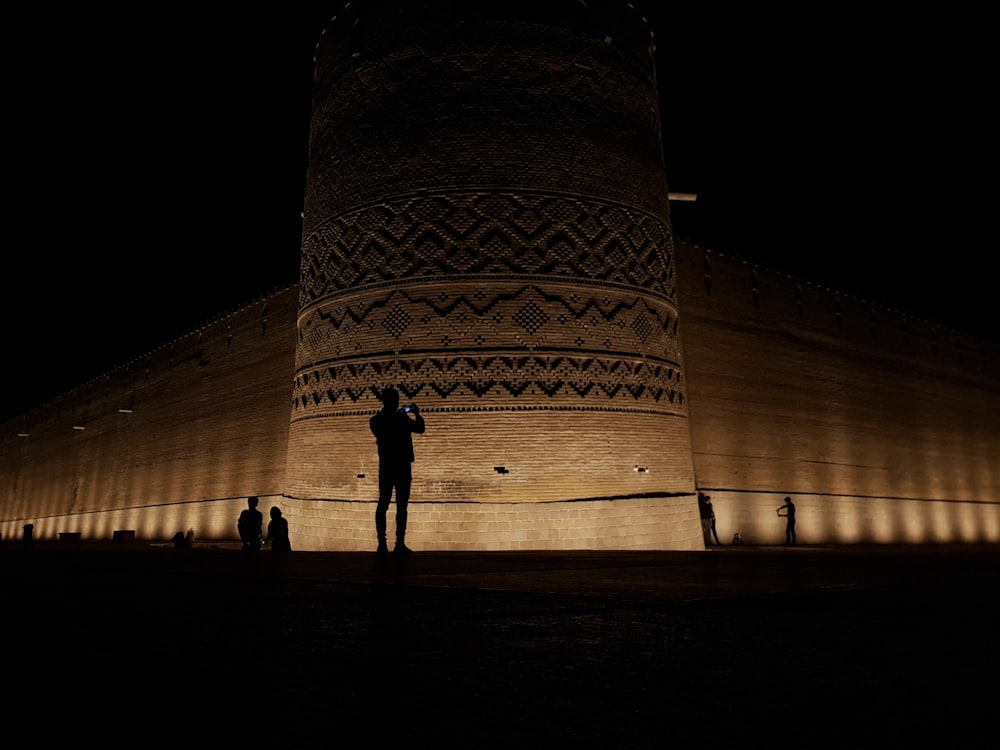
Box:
[776,496,797,546]
[238,496,264,551]
[698,493,715,546]
[706,495,721,545]
[267,506,292,552]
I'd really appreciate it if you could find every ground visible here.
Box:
[4,543,997,747]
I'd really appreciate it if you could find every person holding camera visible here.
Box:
[777,496,797,546]
[369,387,426,555]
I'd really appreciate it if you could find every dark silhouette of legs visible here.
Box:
[377,464,413,554]
[394,471,411,551]
[376,474,392,555]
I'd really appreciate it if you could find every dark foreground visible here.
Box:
[4,542,998,748]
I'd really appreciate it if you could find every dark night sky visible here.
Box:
[4,3,995,423]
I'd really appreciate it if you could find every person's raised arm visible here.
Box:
[409,404,426,434]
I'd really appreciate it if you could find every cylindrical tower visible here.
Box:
[284,0,703,550]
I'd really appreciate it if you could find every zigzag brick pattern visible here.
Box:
[301,193,675,301]
[293,193,685,416]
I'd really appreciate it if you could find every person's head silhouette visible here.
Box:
[380,388,400,411]
[248,495,259,509]
[270,506,282,521]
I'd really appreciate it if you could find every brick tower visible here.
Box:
[284,0,703,550]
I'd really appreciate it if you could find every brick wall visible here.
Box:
[0,288,298,542]
[676,243,1000,544]
[286,495,704,552]
[2,258,997,548]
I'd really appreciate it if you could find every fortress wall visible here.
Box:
[0,288,298,542]
[676,243,1000,544]
[1,254,997,547]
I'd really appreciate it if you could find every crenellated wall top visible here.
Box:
[1,285,300,432]
[678,241,998,380]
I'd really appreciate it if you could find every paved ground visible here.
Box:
[4,542,998,748]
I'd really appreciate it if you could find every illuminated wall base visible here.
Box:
[282,495,704,551]
[0,497,281,546]
[4,492,999,547]
[706,493,1000,546]
[0,495,704,550]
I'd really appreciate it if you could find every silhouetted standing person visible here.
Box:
[267,506,292,551]
[238,496,263,551]
[698,493,715,546]
[777,496,796,546]
[706,495,721,545]
[370,387,425,556]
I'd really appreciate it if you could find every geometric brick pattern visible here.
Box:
[292,277,686,416]
[300,192,676,303]
[294,191,685,415]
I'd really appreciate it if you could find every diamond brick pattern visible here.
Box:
[301,192,675,304]
[292,279,685,416]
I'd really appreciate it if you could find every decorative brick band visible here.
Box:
[293,190,684,417]
[300,191,676,302]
